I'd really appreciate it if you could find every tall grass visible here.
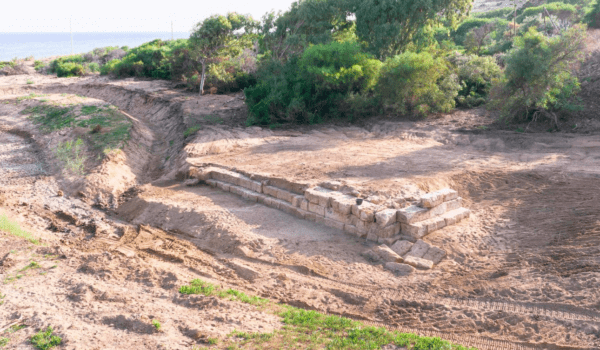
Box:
[0,213,39,244]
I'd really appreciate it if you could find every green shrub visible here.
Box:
[517,2,578,24]
[452,18,494,45]
[88,62,100,72]
[30,327,61,350]
[54,62,85,77]
[55,138,86,175]
[34,60,45,71]
[473,7,514,19]
[245,41,382,125]
[586,0,600,27]
[376,51,460,117]
[451,54,502,107]
[490,25,587,125]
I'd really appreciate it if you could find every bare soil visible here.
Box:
[0,49,599,350]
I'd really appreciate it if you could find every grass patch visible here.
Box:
[19,261,41,272]
[26,80,34,85]
[16,94,47,103]
[179,279,476,350]
[55,138,86,175]
[179,279,269,306]
[6,324,26,333]
[152,319,161,331]
[0,213,40,244]
[184,125,201,138]
[23,105,74,132]
[0,337,8,348]
[30,327,61,350]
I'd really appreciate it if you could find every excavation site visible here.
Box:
[1,19,600,350]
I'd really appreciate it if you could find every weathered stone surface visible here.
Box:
[263,185,279,198]
[397,205,429,224]
[420,188,458,208]
[425,217,445,233]
[361,249,380,262]
[304,187,335,207]
[376,209,397,227]
[391,240,414,257]
[216,181,231,192]
[292,195,304,208]
[378,222,401,238]
[308,202,326,216]
[319,180,342,191]
[189,166,212,181]
[343,224,358,236]
[422,246,446,265]
[366,231,379,242]
[445,197,462,212]
[275,188,295,203]
[259,195,272,206]
[230,261,261,281]
[300,199,309,211]
[238,177,262,193]
[211,168,244,186]
[372,245,404,263]
[332,195,356,215]
[315,215,326,225]
[296,209,316,222]
[352,201,378,219]
[324,218,345,231]
[405,239,431,259]
[325,207,352,224]
[442,207,470,226]
[378,235,402,246]
[400,222,428,239]
[278,200,296,215]
[184,178,200,186]
[384,262,415,275]
[206,179,217,187]
[441,188,459,202]
[404,255,434,269]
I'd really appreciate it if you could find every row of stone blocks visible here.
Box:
[192,167,470,245]
[362,239,447,274]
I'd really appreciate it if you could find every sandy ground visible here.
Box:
[1,49,600,350]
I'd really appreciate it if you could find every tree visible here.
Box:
[189,13,258,94]
[352,0,472,59]
[464,22,495,54]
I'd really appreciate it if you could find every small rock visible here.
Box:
[361,249,381,262]
[384,262,414,276]
[391,240,413,256]
[404,239,431,259]
[57,190,64,197]
[422,246,446,265]
[372,245,403,263]
[184,178,200,187]
[404,255,434,270]
[230,261,261,281]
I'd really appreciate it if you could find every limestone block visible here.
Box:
[296,209,316,222]
[378,235,402,246]
[300,199,309,211]
[397,205,429,224]
[325,207,352,225]
[238,177,262,193]
[241,188,259,202]
[304,187,335,207]
[264,177,308,195]
[445,198,462,212]
[391,240,414,257]
[400,222,428,239]
[324,218,345,231]
[211,169,242,185]
[229,185,243,196]
[292,195,304,208]
[425,217,445,233]
[308,202,326,216]
[366,231,379,242]
[442,208,470,226]
[351,201,379,221]
[184,178,200,186]
[422,246,446,265]
[263,185,279,198]
[206,179,218,187]
[405,239,431,259]
[355,219,375,234]
[256,194,268,204]
[404,255,434,269]
[216,181,231,192]
[315,215,326,225]
[378,222,401,238]
[384,262,414,275]
[361,249,380,262]
[372,245,404,263]
[278,200,296,215]
[420,189,457,208]
[332,195,356,215]
[343,224,358,236]
[276,188,295,203]
[375,209,397,227]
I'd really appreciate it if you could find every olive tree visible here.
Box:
[189,13,258,94]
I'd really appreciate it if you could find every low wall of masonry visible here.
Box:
[188,166,470,274]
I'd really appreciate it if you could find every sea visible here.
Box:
[0,32,190,61]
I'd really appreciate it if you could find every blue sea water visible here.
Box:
[0,32,190,61]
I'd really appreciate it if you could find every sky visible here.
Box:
[0,0,298,33]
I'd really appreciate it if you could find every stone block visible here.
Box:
[375,209,397,227]
[304,187,335,207]
[300,199,309,211]
[343,224,358,236]
[238,177,262,193]
[308,202,326,216]
[260,195,273,207]
[400,222,428,239]
[404,255,434,269]
[184,178,200,186]
[420,189,458,208]
[361,249,380,262]
[263,177,308,195]
[206,179,218,187]
[332,195,356,215]
[292,195,304,208]
[229,185,243,196]
[279,200,296,215]
[391,240,413,256]
[325,207,352,225]
[211,169,242,185]
[352,201,378,220]
[216,181,231,192]
[405,239,431,259]
[324,218,345,231]
[378,222,401,238]
[366,231,379,242]
[296,209,316,222]
[256,194,268,204]
[315,215,326,225]
[378,235,402,246]
[372,245,404,263]
[397,205,429,224]
[441,188,459,202]
[445,198,462,212]
[276,188,295,203]
[422,246,446,265]
[384,262,414,276]
[263,185,279,198]
[241,189,259,202]
[442,208,470,226]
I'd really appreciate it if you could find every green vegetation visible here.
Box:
[55,139,86,175]
[26,79,34,85]
[184,125,202,138]
[152,319,161,331]
[0,337,8,348]
[452,55,503,107]
[30,327,62,350]
[0,213,40,244]
[179,279,474,349]
[587,0,600,27]
[19,261,41,272]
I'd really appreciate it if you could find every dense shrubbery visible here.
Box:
[376,52,460,116]
[587,0,600,27]
[490,25,586,125]
[451,55,503,107]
